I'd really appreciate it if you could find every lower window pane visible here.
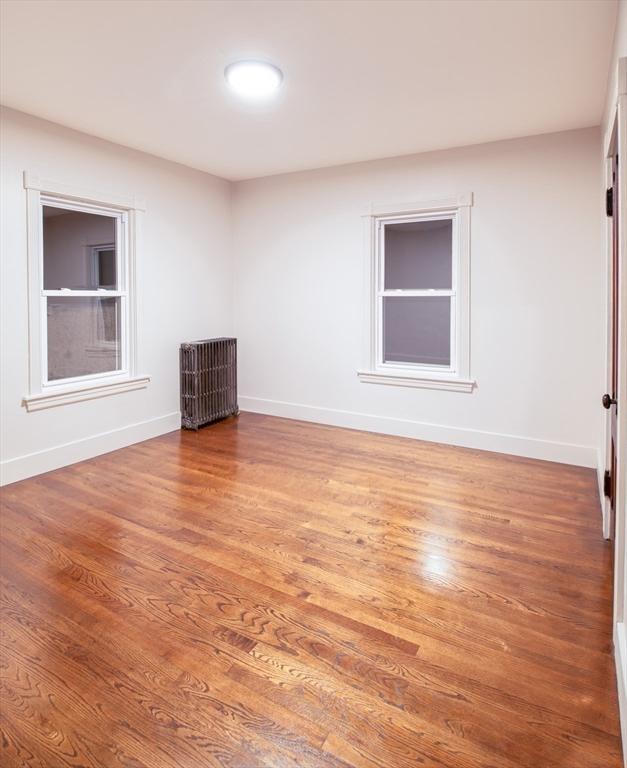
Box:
[383,296,451,366]
[47,297,121,381]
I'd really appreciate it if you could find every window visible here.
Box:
[23,173,149,411]
[358,195,474,392]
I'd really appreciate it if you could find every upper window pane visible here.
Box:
[43,206,117,290]
[384,219,452,290]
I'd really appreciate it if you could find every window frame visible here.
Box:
[23,173,150,412]
[90,243,117,290]
[40,197,127,388]
[358,194,475,393]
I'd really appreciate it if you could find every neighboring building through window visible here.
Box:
[359,195,474,393]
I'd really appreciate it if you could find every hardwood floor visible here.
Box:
[0,412,622,767]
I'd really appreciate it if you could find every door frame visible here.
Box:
[604,143,620,541]
[603,59,627,761]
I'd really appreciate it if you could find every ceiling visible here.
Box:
[0,0,618,181]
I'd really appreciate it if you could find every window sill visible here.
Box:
[357,370,475,393]
[23,375,151,412]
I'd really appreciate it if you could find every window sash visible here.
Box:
[379,289,454,297]
[377,295,457,373]
[41,295,129,387]
[39,197,129,389]
[42,290,126,297]
[375,213,459,375]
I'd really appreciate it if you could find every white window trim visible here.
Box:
[22,172,149,411]
[357,194,475,393]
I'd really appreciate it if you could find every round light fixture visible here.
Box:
[224,60,283,100]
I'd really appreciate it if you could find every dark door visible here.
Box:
[604,151,619,540]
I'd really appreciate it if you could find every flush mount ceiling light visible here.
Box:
[224,60,283,100]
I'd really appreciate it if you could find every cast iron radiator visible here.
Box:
[180,337,238,430]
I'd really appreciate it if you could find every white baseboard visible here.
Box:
[0,411,181,486]
[615,622,627,767]
[239,396,597,467]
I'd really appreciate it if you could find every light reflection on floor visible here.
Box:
[421,551,452,579]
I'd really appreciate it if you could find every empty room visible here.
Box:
[1,0,626,766]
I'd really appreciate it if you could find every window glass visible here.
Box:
[384,219,452,290]
[47,297,121,381]
[383,296,451,366]
[43,206,117,290]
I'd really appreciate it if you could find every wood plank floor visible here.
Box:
[0,412,622,767]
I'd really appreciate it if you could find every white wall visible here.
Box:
[233,128,604,466]
[0,107,233,483]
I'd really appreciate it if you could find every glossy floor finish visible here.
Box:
[0,413,622,767]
